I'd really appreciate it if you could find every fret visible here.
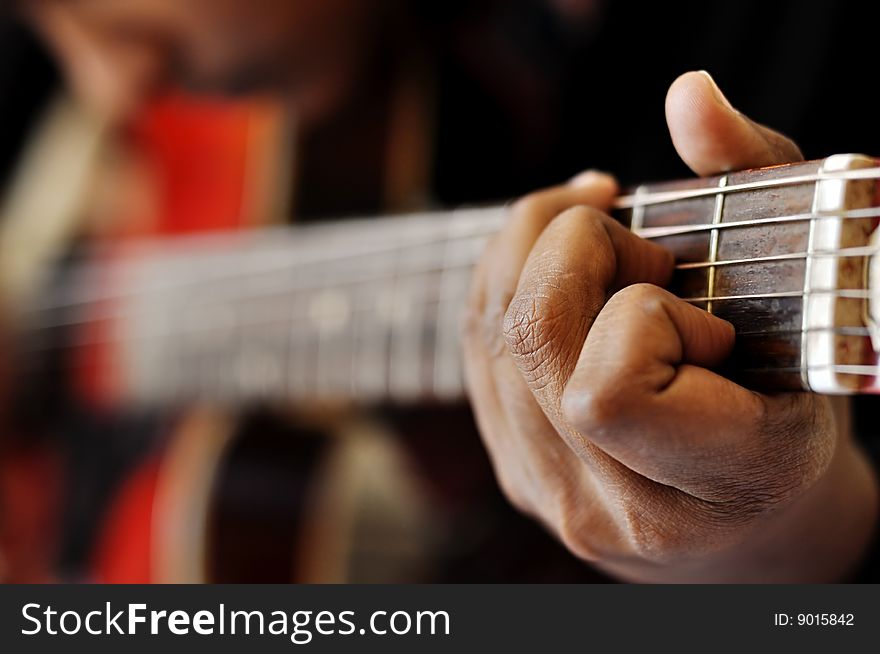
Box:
[394,216,445,400]
[420,289,441,394]
[628,185,647,232]
[233,280,289,401]
[236,339,283,400]
[352,281,392,402]
[310,288,353,397]
[431,213,457,400]
[388,271,425,402]
[714,163,819,391]
[186,302,238,402]
[635,177,718,311]
[431,268,468,400]
[705,175,728,314]
[123,256,186,405]
[432,207,501,399]
[288,302,314,400]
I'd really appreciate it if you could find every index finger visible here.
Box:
[502,206,674,424]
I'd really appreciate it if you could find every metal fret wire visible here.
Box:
[705,175,727,314]
[801,168,823,388]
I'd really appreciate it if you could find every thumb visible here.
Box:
[665,70,803,176]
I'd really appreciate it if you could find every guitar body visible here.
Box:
[98,96,324,584]
[82,94,433,584]
[92,410,331,583]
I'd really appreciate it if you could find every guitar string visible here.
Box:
[24,218,503,314]
[24,326,880,392]
[18,230,880,335]
[682,289,871,303]
[20,297,880,390]
[15,285,873,359]
[674,244,880,270]
[22,229,880,338]
[740,364,880,377]
[17,279,456,353]
[20,165,880,316]
[18,243,879,338]
[613,166,880,208]
[634,205,880,239]
[19,297,443,364]
[21,242,486,332]
[20,204,880,319]
[20,319,873,358]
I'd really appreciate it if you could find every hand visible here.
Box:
[462,71,879,582]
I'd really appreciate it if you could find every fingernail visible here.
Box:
[697,70,736,113]
[568,169,613,188]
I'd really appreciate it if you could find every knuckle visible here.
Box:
[762,395,836,486]
[620,499,681,562]
[559,202,603,223]
[553,485,602,562]
[610,282,667,312]
[511,194,607,237]
[619,495,715,563]
[716,486,791,525]
[664,395,835,518]
[561,383,627,434]
[558,205,613,246]
[556,512,600,563]
[502,293,545,356]
[510,192,547,221]
[502,290,579,390]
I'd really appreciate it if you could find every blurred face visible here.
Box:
[25,0,378,121]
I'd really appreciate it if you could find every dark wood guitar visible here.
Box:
[12,153,880,581]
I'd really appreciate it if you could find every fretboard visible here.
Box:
[20,154,880,408]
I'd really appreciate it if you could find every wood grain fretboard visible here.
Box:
[21,155,880,408]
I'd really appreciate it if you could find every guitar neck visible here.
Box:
[20,154,880,409]
[24,206,506,408]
